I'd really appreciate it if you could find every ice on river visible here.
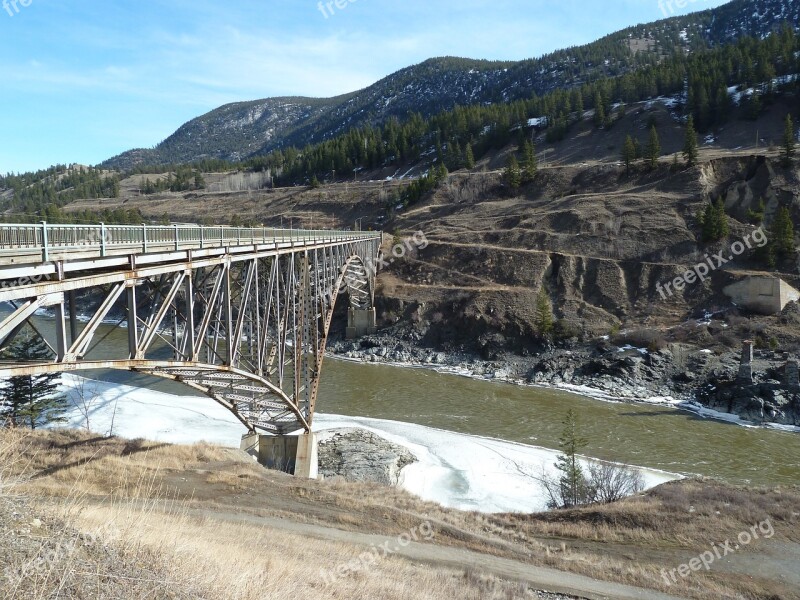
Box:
[51,374,679,514]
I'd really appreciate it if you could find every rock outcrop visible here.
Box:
[318,428,416,486]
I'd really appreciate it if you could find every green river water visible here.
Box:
[11,313,800,487]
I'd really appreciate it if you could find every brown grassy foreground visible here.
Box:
[2,428,799,599]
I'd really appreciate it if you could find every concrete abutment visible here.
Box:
[240,432,318,479]
[346,307,377,339]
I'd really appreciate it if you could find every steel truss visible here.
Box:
[0,235,381,434]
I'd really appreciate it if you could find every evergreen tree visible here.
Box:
[683,115,699,167]
[593,92,606,128]
[504,155,521,191]
[535,287,554,338]
[622,135,636,174]
[0,331,65,429]
[521,140,537,182]
[771,206,795,258]
[747,198,766,225]
[554,410,589,508]
[464,143,475,170]
[701,199,730,242]
[782,114,796,167]
[646,125,661,170]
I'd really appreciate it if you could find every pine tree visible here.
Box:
[683,115,699,167]
[782,114,796,167]
[593,92,606,128]
[771,206,795,258]
[701,199,730,242]
[0,331,65,429]
[554,409,589,508]
[646,125,661,170]
[504,155,521,191]
[464,143,475,170]
[622,135,636,174]
[521,141,537,182]
[747,198,766,225]
[535,287,554,338]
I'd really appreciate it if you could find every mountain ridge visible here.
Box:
[102,0,800,170]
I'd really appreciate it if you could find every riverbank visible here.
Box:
[5,427,799,600]
[50,374,679,513]
[328,331,800,430]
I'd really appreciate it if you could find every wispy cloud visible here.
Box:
[0,0,732,172]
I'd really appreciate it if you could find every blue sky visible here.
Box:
[0,0,730,174]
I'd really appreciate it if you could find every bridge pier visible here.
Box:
[346,308,377,339]
[240,432,318,479]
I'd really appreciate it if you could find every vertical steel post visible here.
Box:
[183,271,195,360]
[40,221,49,262]
[127,284,138,358]
[223,265,234,365]
[67,290,78,345]
[54,299,67,361]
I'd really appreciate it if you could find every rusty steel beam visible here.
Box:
[0,230,381,433]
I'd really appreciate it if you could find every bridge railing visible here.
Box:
[0,222,379,260]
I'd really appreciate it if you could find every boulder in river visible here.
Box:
[318,428,417,486]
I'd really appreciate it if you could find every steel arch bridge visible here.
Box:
[0,223,382,434]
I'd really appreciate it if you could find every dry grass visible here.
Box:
[3,428,800,600]
[71,504,534,600]
[0,429,561,600]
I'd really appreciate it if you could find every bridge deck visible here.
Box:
[0,223,382,434]
[0,223,378,267]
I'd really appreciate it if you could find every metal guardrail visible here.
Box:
[0,222,380,261]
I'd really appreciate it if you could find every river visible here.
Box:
[8,311,800,487]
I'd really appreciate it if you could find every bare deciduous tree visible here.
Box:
[71,377,102,434]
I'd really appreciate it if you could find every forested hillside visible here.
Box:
[101,0,800,170]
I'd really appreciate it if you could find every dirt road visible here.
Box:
[183,505,687,600]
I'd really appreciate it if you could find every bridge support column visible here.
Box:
[346,308,376,339]
[240,433,318,479]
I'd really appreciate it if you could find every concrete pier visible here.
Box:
[240,432,318,479]
[737,340,755,384]
[346,307,377,339]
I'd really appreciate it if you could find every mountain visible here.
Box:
[102,0,800,170]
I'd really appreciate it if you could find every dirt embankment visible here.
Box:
[61,152,800,423]
[381,156,799,344]
[3,429,799,600]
